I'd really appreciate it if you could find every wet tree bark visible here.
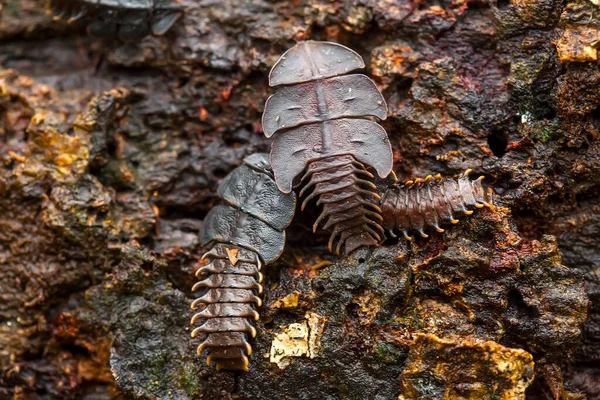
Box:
[0,0,598,399]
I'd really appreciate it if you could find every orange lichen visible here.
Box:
[399,333,535,400]
[352,291,382,325]
[272,291,301,309]
[557,27,599,62]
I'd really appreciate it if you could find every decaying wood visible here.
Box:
[0,0,598,398]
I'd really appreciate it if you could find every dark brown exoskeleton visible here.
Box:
[50,0,182,41]
[380,170,494,240]
[262,41,393,255]
[191,154,296,371]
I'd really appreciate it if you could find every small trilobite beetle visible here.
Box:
[262,41,393,255]
[191,153,296,371]
[50,0,183,41]
[380,170,494,240]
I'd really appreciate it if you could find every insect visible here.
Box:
[380,170,494,240]
[49,0,183,41]
[262,41,393,255]
[191,153,296,371]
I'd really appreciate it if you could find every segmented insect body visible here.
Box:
[380,170,494,240]
[50,0,182,41]
[192,154,296,371]
[262,41,393,255]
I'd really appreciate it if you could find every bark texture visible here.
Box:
[0,0,598,399]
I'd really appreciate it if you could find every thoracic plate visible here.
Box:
[269,41,365,86]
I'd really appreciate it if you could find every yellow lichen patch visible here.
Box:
[270,322,308,369]
[306,312,327,357]
[398,333,534,400]
[352,291,382,325]
[341,3,372,34]
[269,312,327,369]
[370,43,419,87]
[13,111,90,184]
[271,291,301,309]
[396,299,478,342]
[0,78,9,96]
[557,26,599,62]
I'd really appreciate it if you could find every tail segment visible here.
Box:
[191,244,263,371]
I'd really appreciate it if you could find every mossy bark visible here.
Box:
[0,0,598,399]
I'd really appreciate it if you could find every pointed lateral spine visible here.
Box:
[380,171,494,240]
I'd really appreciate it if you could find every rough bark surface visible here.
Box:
[0,0,598,399]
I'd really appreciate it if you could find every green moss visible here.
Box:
[375,342,406,365]
[535,125,556,142]
[178,364,204,398]
[149,351,170,376]
[376,314,396,325]
[525,118,560,143]
[3,2,21,17]
[509,61,543,86]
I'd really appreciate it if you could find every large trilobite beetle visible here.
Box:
[50,0,182,41]
[262,41,393,255]
[191,154,296,371]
